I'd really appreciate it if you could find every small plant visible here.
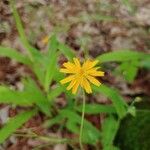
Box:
[0,1,150,149]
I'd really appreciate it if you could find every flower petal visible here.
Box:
[86,75,101,86]
[87,69,104,77]
[82,60,90,69]
[63,62,76,70]
[73,58,81,68]
[60,75,75,84]
[82,60,99,70]
[81,78,92,93]
[72,80,80,94]
[90,60,99,68]
[67,79,77,90]
[60,68,76,74]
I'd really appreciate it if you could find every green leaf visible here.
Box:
[0,46,31,65]
[75,104,116,114]
[102,116,120,150]
[0,78,51,116]
[48,86,64,101]
[58,43,75,60]
[44,35,58,92]
[116,60,139,83]
[97,50,146,63]
[10,0,40,61]
[60,109,101,144]
[93,85,128,118]
[0,109,37,144]
[0,86,32,106]
[44,115,62,128]
[31,54,47,85]
[140,56,150,69]
[23,78,51,116]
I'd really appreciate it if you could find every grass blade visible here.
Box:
[102,116,120,150]
[48,86,64,101]
[23,78,51,116]
[44,35,58,92]
[0,109,37,144]
[0,86,32,106]
[0,46,31,65]
[58,43,75,60]
[10,0,39,61]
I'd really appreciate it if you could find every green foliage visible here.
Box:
[10,0,39,61]
[0,79,51,116]
[22,78,51,116]
[140,56,150,69]
[97,50,146,63]
[101,116,120,150]
[0,46,31,65]
[115,110,150,150]
[0,1,149,148]
[75,104,116,114]
[63,110,101,145]
[58,43,75,60]
[97,50,150,82]
[44,35,58,92]
[48,86,64,101]
[93,85,128,119]
[45,109,101,145]
[115,60,139,83]
[0,86,32,106]
[0,109,37,144]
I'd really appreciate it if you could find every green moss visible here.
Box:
[115,108,150,150]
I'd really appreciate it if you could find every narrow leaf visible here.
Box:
[0,109,37,144]
[58,43,75,60]
[0,46,31,65]
[61,109,101,144]
[23,78,51,116]
[75,104,116,114]
[10,0,39,60]
[0,86,32,106]
[48,86,64,101]
[44,35,58,92]
[102,116,120,149]
[97,50,146,63]
[93,85,127,118]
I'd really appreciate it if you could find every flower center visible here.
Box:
[79,68,85,76]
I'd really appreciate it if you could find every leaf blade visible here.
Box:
[93,85,127,118]
[0,46,31,65]
[58,43,75,60]
[97,50,146,63]
[75,104,116,114]
[0,109,37,144]
[102,116,120,150]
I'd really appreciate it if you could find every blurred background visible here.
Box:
[0,0,150,150]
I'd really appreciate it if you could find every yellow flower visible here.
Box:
[41,36,49,44]
[60,58,104,94]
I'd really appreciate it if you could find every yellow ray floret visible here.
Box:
[60,58,104,94]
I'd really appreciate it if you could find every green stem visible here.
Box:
[79,89,86,150]
[14,133,69,143]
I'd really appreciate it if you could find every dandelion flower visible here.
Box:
[60,58,104,94]
[41,36,49,44]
